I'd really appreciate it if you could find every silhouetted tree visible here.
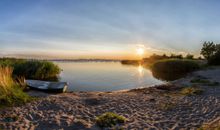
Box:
[201,41,220,65]
[162,54,168,58]
[186,54,194,59]
[198,56,203,60]
[201,41,216,60]
[170,54,183,59]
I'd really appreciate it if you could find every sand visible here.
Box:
[0,68,220,130]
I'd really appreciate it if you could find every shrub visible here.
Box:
[151,59,200,80]
[96,112,126,128]
[0,67,31,107]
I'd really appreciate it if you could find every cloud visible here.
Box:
[1,0,220,58]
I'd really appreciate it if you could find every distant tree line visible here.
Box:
[143,52,201,63]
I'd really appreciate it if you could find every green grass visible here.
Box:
[96,112,126,128]
[180,86,203,96]
[0,67,33,108]
[0,58,61,81]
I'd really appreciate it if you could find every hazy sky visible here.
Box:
[1,0,220,59]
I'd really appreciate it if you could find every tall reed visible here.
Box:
[0,67,14,95]
[0,66,31,107]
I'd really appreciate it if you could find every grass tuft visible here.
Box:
[96,112,126,128]
[159,102,176,111]
[180,86,203,96]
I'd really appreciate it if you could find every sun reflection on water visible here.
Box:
[137,65,144,76]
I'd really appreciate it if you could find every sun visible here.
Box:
[136,48,145,56]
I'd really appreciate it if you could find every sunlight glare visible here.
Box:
[138,65,144,76]
[136,47,145,56]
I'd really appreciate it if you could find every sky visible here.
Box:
[0,0,220,59]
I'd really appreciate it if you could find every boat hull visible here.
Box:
[26,80,68,93]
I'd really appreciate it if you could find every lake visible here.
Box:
[55,61,164,92]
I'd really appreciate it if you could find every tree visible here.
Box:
[186,54,194,59]
[162,54,168,58]
[208,51,220,65]
[170,54,183,59]
[200,41,216,60]
[198,56,203,60]
[200,41,220,65]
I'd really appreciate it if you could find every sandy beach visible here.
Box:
[0,68,220,130]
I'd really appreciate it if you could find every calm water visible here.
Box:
[55,62,164,92]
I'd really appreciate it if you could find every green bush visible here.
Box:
[0,58,61,81]
[96,112,126,128]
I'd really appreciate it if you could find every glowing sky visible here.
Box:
[1,0,220,59]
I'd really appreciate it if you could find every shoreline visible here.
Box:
[0,68,220,129]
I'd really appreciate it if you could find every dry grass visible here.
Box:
[0,67,31,107]
[0,67,14,95]
[180,86,203,96]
